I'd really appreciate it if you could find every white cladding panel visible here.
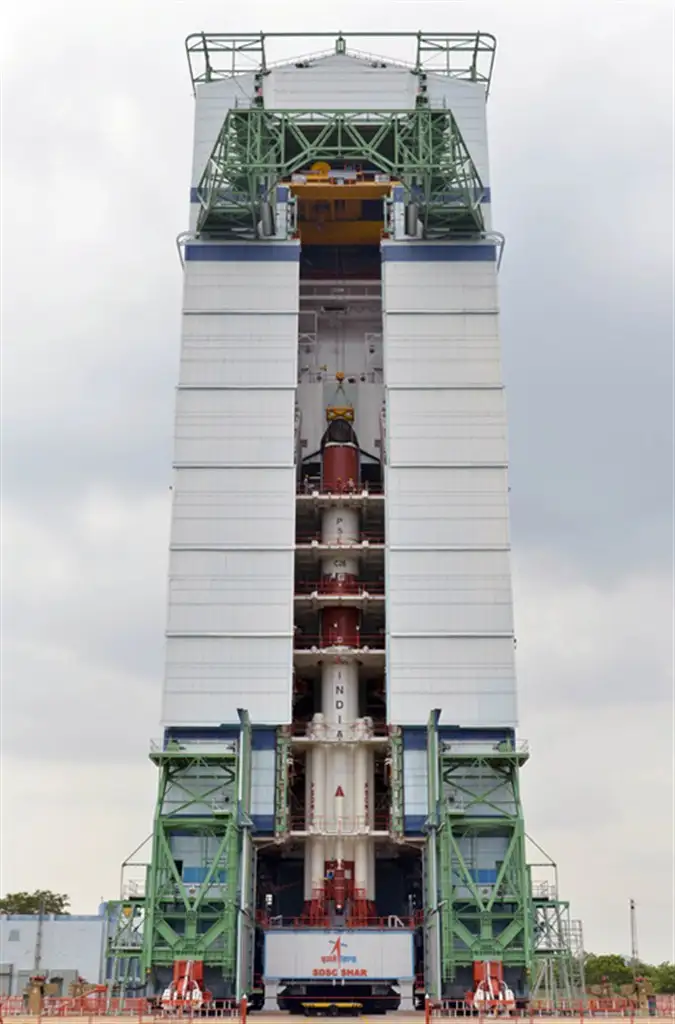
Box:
[183,260,299,313]
[387,467,510,548]
[387,637,517,727]
[388,550,513,634]
[165,248,299,727]
[163,636,291,725]
[251,749,276,818]
[174,389,295,467]
[167,550,294,634]
[403,748,428,818]
[383,261,498,314]
[264,930,414,981]
[384,314,501,387]
[180,314,297,387]
[383,252,515,728]
[170,467,295,548]
[426,76,490,185]
[192,76,256,187]
[387,388,507,466]
[263,54,417,110]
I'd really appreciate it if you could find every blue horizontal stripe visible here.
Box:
[382,243,496,262]
[251,814,275,833]
[403,728,427,751]
[185,243,300,262]
[252,728,277,751]
[439,727,514,742]
[404,815,426,834]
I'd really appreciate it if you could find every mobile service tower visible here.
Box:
[106,30,584,1015]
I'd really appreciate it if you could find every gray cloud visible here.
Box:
[1,0,672,963]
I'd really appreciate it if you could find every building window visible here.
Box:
[8,929,20,941]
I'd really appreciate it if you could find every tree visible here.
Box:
[0,890,70,915]
[583,953,634,987]
[653,962,675,994]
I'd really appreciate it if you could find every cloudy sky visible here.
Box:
[1,0,673,963]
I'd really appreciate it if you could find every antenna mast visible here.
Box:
[629,898,639,976]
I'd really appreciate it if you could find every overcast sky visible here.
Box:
[1,0,673,964]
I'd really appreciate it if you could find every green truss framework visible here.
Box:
[530,866,586,1007]
[185,32,497,97]
[195,108,486,240]
[107,724,252,991]
[423,713,584,1003]
[436,737,533,979]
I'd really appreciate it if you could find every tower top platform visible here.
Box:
[185,31,497,97]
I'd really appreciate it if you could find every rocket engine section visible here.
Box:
[304,413,376,927]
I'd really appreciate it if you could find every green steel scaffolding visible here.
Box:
[196,107,486,239]
[437,739,533,976]
[107,725,251,993]
[422,714,584,1004]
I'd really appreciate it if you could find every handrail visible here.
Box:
[295,580,385,595]
[294,633,385,650]
[297,482,385,495]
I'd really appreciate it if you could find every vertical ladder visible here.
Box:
[274,728,291,838]
[389,727,404,838]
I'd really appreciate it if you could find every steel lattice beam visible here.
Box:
[435,741,534,983]
[184,33,496,96]
[107,746,242,988]
[195,108,486,239]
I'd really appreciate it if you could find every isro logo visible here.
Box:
[313,937,367,978]
[321,937,357,966]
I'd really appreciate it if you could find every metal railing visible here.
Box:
[297,481,385,495]
[295,531,385,545]
[0,996,246,1020]
[441,738,530,756]
[295,580,385,595]
[294,633,385,650]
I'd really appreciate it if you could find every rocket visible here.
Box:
[304,410,376,926]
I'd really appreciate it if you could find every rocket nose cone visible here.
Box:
[322,418,359,448]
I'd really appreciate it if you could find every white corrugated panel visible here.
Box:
[180,314,298,387]
[263,54,417,110]
[384,313,501,387]
[170,467,295,548]
[184,260,299,313]
[403,748,427,818]
[163,636,292,726]
[174,388,295,467]
[164,243,299,728]
[425,75,490,185]
[251,749,276,817]
[387,468,509,548]
[388,550,513,634]
[192,76,256,187]
[387,637,516,727]
[383,261,497,314]
[167,550,294,634]
[387,388,507,466]
[383,249,515,729]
